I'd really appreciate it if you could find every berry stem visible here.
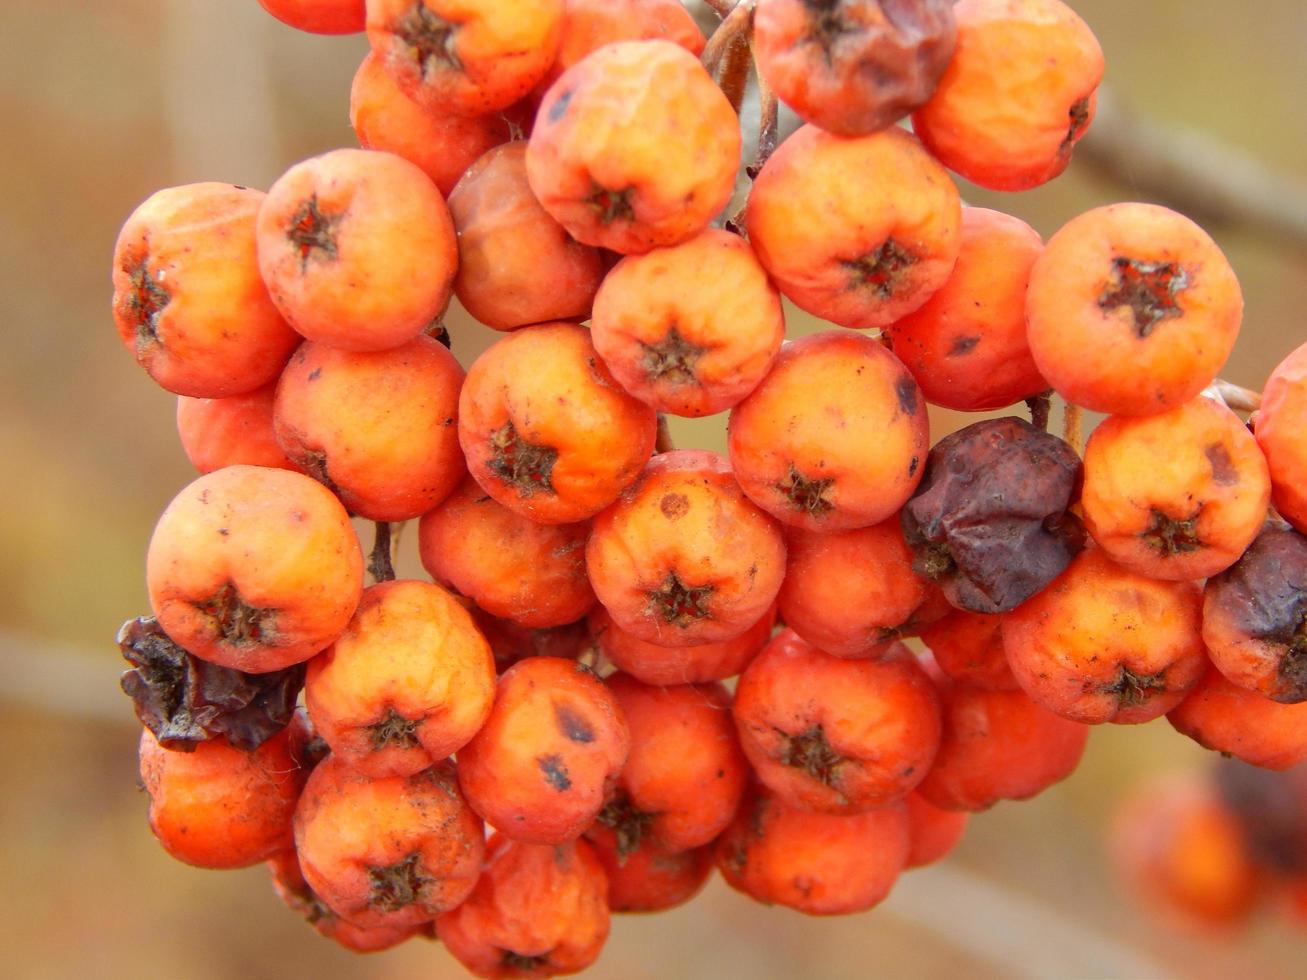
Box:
[751,63,779,179]
[1026,391,1053,433]
[701,1,755,79]
[1206,379,1262,414]
[703,0,737,18]
[655,414,675,454]
[368,521,398,584]
[1062,402,1083,455]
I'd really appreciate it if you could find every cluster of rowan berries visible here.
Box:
[110,0,1307,975]
[1112,759,1307,934]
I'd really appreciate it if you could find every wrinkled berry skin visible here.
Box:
[1204,526,1307,703]
[753,0,957,136]
[901,417,1084,613]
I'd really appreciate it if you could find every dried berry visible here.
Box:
[901,417,1084,613]
[1204,525,1307,703]
[118,615,304,752]
[753,0,957,136]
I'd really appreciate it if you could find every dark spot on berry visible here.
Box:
[660,493,689,520]
[781,724,844,789]
[843,238,917,298]
[554,703,594,744]
[908,455,920,477]
[597,791,655,862]
[949,335,979,356]
[1206,442,1239,486]
[896,375,919,415]
[1098,256,1191,338]
[307,367,322,381]
[489,421,558,496]
[1141,509,1203,556]
[548,88,573,123]
[123,254,171,352]
[194,582,275,648]
[587,184,634,225]
[538,753,572,791]
[285,194,343,273]
[1061,97,1092,156]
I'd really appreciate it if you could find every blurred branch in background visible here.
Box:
[0,627,128,726]
[1079,88,1307,247]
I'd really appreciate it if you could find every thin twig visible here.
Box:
[1205,379,1263,414]
[701,0,754,78]
[749,59,779,179]
[368,521,396,584]
[718,32,753,114]
[655,415,675,454]
[702,0,736,17]
[1062,402,1083,455]
[1077,87,1307,247]
[1025,392,1052,433]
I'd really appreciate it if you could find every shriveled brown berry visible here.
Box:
[118,615,303,751]
[753,0,957,136]
[901,416,1084,613]
[1204,526,1307,703]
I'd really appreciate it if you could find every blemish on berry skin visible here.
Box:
[896,376,919,415]
[1205,443,1239,486]
[949,335,979,357]
[1098,256,1191,338]
[660,493,689,520]
[537,753,572,791]
[554,703,594,744]
[548,89,573,123]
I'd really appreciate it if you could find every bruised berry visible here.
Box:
[900,417,1084,613]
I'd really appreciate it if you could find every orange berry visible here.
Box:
[916,683,1089,811]
[267,850,420,952]
[457,657,630,844]
[716,787,910,915]
[728,331,929,530]
[258,0,364,33]
[588,603,776,686]
[591,228,785,417]
[904,791,970,869]
[1255,341,1307,533]
[587,832,711,914]
[1110,775,1261,930]
[349,50,512,196]
[746,124,961,329]
[527,40,740,254]
[885,207,1047,411]
[273,335,465,521]
[1169,664,1307,770]
[734,630,941,813]
[304,580,495,777]
[418,475,594,628]
[459,322,656,523]
[540,0,704,93]
[778,518,946,659]
[1003,549,1207,725]
[257,148,457,352]
[293,756,485,929]
[139,726,305,869]
[112,183,298,397]
[366,0,563,116]
[919,609,1018,692]
[448,141,604,330]
[1082,397,1270,580]
[1026,202,1243,416]
[585,450,786,647]
[436,835,610,978]
[146,466,364,672]
[913,0,1103,191]
[176,382,299,474]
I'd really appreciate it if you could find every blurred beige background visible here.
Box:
[2,1,1306,977]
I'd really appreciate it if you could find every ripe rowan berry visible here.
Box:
[1254,341,1307,533]
[527,40,741,254]
[917,682,1089,812]
[590,228,785,417]
[1082,396,1270,580]
[138,725,306,869]
[884,207,1048,411]
[586,450,786,647]
[1204,526,1307,704]
[734,630,941,813]
[304,580,495,778]
[728,331,929,531]
[716,787,910,915]
[778,518,948,659]
[753,0,957,136]
[1026,202,1243,416]
[1168,664,1307,770]
[904,791,970,869]
[267,850,420,952]
[294,756,485,929]
[176,383,299,474]
[472,610,591,673]
[419,476,593,628]
[274,335,465,521]
[1003,548,1206,725]
[540,0,705,93]
[913,0,1104,191]
[366,0,564,116]
[112,183,299,397]
[919,609,1018,692]
[588,603,775,686]
[458,656,630,844]
[745,125,961,329]
[589,674,747,858]
[257,148,457,352]
[448,141,604,330]
[436,834,610,978]
[587,832,712,914]
[146,465,363,672]
[258,0,364,33]
[902,416,1084,613]
[459,322,657,524]
[1109,775,1261,930]
[349,51,513,197]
